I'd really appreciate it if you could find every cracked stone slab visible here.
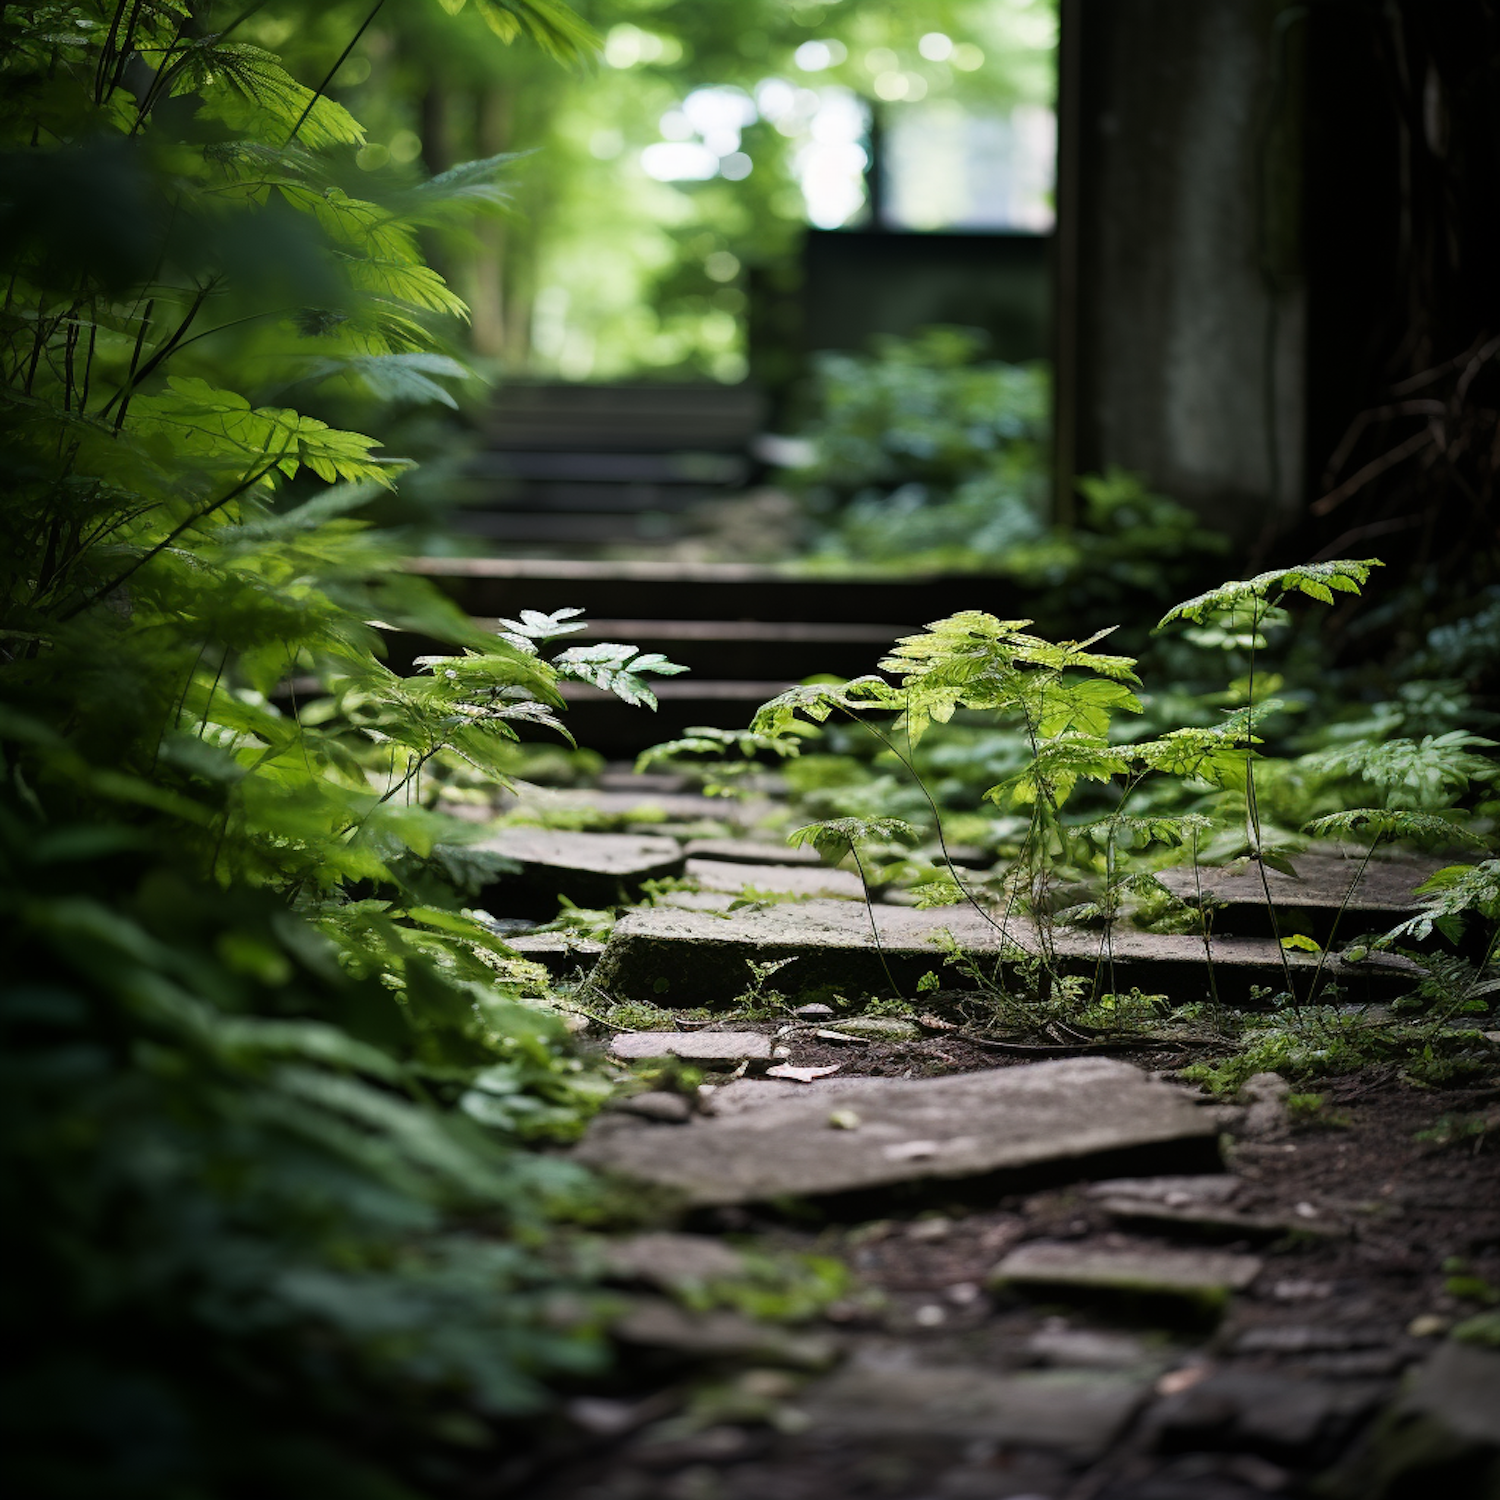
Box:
[798,1357,1151,1459]
[590,899,1422,1008]
[684,857,866,901]
[574,1057,1221,1207]
[1154,849,1444,938]
[991,1241,1263,1307]
[473,827,683,911]
[607,1030,773,1063]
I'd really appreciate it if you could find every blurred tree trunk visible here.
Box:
[469,84,512,360]
[418,80,459,308]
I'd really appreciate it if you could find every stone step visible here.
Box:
[800,1358,1151,1461]
[572,1056,1222,1209]
[682,837,824,867]
[607,1031,774,1064]
[590,898,1423,1009]
[492,784,777,834]
[474,828,684,917]
[990,1241,1264,1313]
[1154,849,1445,941]
[684,856,866,902]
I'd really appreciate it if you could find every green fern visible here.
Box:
[182,42,367,149]
[1304,732,1499,808]
[1381,860,1500,944]
[1157,558,1382,630]
[750,675,900,738]
[440,0,599,61]
[1303,808,1485,846]
[787,815,918,861]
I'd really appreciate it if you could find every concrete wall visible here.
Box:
[1056,0,1305,537]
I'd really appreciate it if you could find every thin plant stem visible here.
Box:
[1190,827,1225,1030]
[1244,589,1298,999]
[1306,833,1385,1008]
[287,0,385,143]
[848,840,903,999]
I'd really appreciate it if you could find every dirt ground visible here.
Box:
[495,1047,1499,1500]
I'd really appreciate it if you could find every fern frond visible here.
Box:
[1303,732,1498,807]
[1158,559,1383,630]
[788,816,918,861]
[1078,811,1215,851]
[1302,809,1485,845]
[340,254,469,319]
[1132,725,1257,788]
[181,42,365,150]
[987,732,1130,808]
[635,724,811,773]
[1380,859,1500,943]
[295,353,472,409]
[468,0,599,60]
[491,607,586,651]
[393,153,524,225]
[750,675,899,737]
[126,376,400,488]
[551,642,687,711]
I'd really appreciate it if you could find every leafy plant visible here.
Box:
[0,3,710,1496]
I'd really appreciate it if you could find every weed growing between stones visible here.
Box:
[640,561,1500,1082]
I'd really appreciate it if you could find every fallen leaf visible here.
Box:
[766,1063,842,1083]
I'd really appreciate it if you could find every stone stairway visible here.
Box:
[467,777,1498,1500]
[455,381,767,552]
[442,766,1500,1499]
[461,771,1441,1006]
[403,557,1029,754]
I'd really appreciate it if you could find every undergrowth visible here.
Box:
[642,560,1500,1085]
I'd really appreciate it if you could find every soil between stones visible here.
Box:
[508,1055,1499,1500]
[462,800,1497,1498]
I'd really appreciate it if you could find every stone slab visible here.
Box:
[500,785,775,829]
[607,1091,693,1123]
[1086,1175,1243,1205]
[684,838,825,867]
[1094,1196,1338,1241]
[800,1358,1150,1459]
[1145,1368,1382,1457]
[1155,849,1444,939]
[1027,1324,1168,1371]
[507,933,605,972]
[1084,1173,1334,1239]
[612,1299,837,1369]
[608,1030,773,1063]
[574,1057,1220,1207]
[1398,1340,1500,1446]
[473,827,683,912]
[991,1241,1263,1305]
[590,899,1422,1008]
[685,857,866,901]
[597,1232,746,1288]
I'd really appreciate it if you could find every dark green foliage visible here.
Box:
[0,4,689,1496]
[788,329,1052,572]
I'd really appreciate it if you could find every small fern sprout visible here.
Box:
[788,817,918,996]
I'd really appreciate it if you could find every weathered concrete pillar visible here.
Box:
[1055,0,1305,538]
